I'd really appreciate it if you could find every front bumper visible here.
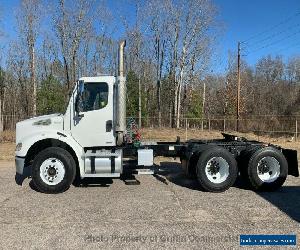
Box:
[15,156,25,175]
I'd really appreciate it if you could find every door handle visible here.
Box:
[106,120,113,132]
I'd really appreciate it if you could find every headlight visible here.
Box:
[33,119,51,126]
[16,143,22,151]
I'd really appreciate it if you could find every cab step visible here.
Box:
[135,169,155,175]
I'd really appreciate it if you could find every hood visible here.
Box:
[16,113,64,143]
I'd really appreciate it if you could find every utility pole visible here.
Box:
[0,68,3,132]
[201,82,206,131]
[202,82,206,117]
[138,78,142,128]
[236,42,241,132]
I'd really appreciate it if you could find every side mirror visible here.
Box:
[79,80,84,94]
[75,95,83,113]
[75,80,84,115]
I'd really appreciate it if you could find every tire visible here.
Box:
[238,146,262,181]
[32,147,76,193]
[243,147,288,191]
[196,147,238,192]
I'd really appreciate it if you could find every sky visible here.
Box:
[0,0,300,73]
[213,0,300,73]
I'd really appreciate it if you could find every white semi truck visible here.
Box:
[15,41,299,193]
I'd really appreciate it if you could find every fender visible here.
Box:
[16,130,85,177]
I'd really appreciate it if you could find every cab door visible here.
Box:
[70,79,115,147]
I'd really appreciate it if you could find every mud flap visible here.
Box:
[282,149,299,177]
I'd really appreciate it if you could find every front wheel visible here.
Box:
[32,147,76,193]
[196,147,238,192]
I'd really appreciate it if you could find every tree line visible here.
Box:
[0,0,300,131]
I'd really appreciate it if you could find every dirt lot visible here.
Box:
[0,129,300,249]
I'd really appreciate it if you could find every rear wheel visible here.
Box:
[196,147,238,192]
[32,147,76,193]
[244,147,288,191]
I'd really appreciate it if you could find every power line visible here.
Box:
[272,42,300,55]
[210,50,228,73]
[246,29,300,54]
[242,10,300,43]
[243,41,300,57]
[244,23,300,48]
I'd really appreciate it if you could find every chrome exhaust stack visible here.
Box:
[116,40,126,145]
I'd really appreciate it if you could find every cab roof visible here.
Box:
[79,76,115,83]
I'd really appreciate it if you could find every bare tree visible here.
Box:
[6,41,31,118]
[125,1,145,127]
[92,1,117,75]
[17,0,42,116]
[0,67,4,132]
[0,10,4,131]
[286,56,300,84]
[143,0,218,127]
[146,0,169,127]
[171,0,217,128]
[53,0,93,91]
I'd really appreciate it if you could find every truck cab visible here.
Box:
[15,42,131,192]
[65,76,116,147]
[15,74,127,192]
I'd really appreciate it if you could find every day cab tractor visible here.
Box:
[15,41,299,193]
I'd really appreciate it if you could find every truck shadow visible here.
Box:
[157,161,300,223]
[26,174,141,192]
[73,178,113,188]
[257,187,300,223]
[73,174,142,187]
[28,178,114,192]
[156,162,202,191]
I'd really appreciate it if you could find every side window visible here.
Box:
[81,82,108,112]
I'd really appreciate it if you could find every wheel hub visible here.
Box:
[40,158,65,186]
[257,156,280,183]
[205,157,230,184]
[208,160,220,175]
[47,167,57,177]
[258,160,270,174]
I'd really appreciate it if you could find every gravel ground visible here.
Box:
[0,158,299,249]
